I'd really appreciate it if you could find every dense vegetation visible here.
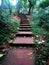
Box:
[0,0,49,64]
[30,0,49,45]
[0,8,19,44]
[30,0,49,65]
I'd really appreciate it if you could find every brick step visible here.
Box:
[19,26,31,28]
[1,47,35,65]
[19,30,31,31]
[10,37,34,44]
[19,29,31,31]
[20,24,30,26]
[16,31,32,37]
[19,28,31,30]
[17,31,32,34]
[20,22,29,24]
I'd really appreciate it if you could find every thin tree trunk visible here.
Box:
[28,0,34,14]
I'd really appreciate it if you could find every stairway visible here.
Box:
[1,14,35,65]
[10,14,34,45]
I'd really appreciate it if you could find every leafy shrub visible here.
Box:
[35,44,49,65]
[9,17,19,33]
[40,0,49,8]
[30,6,49,43]
[30,1,49,65]
[0,9,19,44]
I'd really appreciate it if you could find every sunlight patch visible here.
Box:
[0,0,2,6]
[36,1,40,6]
[0,54,4,58]
[10,0,18,6]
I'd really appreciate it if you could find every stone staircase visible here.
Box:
[1,14,35,65]
[9,14,34,45]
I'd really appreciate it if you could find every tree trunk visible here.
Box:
[28,0,33,14]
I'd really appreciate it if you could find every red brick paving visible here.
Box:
[2,48,35,65]
[17,31,32,35]
[12,37,34,44]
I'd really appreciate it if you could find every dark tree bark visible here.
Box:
[28,0,34,14]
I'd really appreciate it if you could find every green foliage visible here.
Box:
[0,9,19,44]
[35,45,48,65]
[30,21,46,35]
[9,17,19,33]
[22,0,29,8]
[30,6,49,43]
[0,9,11,43]
[30,1,49,65]
[40,0,49,8]
[38,7,49,31]
[19,0,29,14]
